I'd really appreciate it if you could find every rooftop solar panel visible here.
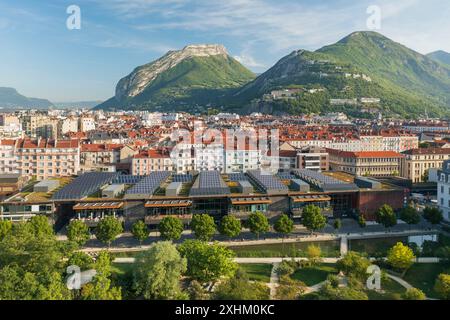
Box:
[172,174,194,183]
[112,175,145,185]
[247,170,288,195]
[52,172,119,200]
[292,170,358,192]
[189,171,230,196]
[126,171,171,196]
[228,173,249,181]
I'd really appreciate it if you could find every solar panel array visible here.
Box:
[172,174,194,183]
[247,170,288,194]
[190,171,231,196]
[293,169,358,192]
[125,171,171,195]
[228,173,249,181]
[277,173,297,180]
[52,172,119,200]
[112,175,145,185]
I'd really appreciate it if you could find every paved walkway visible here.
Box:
[340,236,348,256]
[268,263,280,300]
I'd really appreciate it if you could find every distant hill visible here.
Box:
[427,50,450,66]
[232,31,450,118]
[96,44,255,111]
[0,87,53,109]
[53,101,103,109]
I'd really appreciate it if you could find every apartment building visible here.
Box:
[0,140,19,174]
[15,139,80,180]
[401,148,450,183]
[437,160,450,221]
[79,117,96,132]
[297,146,329,172]
[22,115,58,139]
[0,114,23,138]
[59,117,79,136]
[80,144,123,173]
[132,149,174,175]
[224,140,261,173]
[327,149,403,177]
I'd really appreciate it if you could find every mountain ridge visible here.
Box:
[0,87,53,109]
[96,44,255,110]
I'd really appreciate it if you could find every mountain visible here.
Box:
[53,101,103,109]
[233,31,450,118]
[0,87,53,109]
[96,44,255,111]
[428,50,450,66]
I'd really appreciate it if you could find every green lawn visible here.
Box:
[365,277,406,300]
[291,264,338,286]
[239,264,273,283]
[404,263,449,299]
[229,241,340,258]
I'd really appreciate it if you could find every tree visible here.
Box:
[158,216,184,241]
[131,221,148,245]
[400,207,421,225]
[178,240,237,282]
[246,211,270,239]
[276,275,305,300]
[190,214,216,241]
[387,242,415,275]
[422,169,429,182]
[337,252,371,280]
[423,207,444,225]
[301,205,326,234]
[306,244,322,266]
[0,220,12,240]
[133,241,187,300]
[80,251,121,300]
[188,280,210,300]
[213,269,269,300]
[402,288,426,300]
[274,214,294,238]
[219,215,241,238]
[67,252,94,270]
[434,273,450,299]
[333,219,342,231]
[67,220,90,246]
[28,215,54,237]
[316,281,368,300]
[375,204,397,228]
[94,216,123,247]
[358,215,366,228]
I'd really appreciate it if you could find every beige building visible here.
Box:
[132,149,174,175]
[401,148,450,183]
[22,115,58,139]
[15,139,80,180]
[327,149,403,177]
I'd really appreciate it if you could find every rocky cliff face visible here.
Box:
[115,44,229,100]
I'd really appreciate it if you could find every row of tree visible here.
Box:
[374,204,444,228]
[65,205,330,247]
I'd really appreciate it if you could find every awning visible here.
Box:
[290,195,331,203]
[231,197,272,205]
[145,200,192,208]
[73,202,124,210]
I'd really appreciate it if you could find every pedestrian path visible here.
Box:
[340,236,348,256]
[268,263,280,300]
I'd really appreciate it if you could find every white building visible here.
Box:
[437,160,450,221]
[79,117,96,132]
[0,140,19,174]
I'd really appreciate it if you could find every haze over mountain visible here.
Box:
[0,87,53,109]
[97,44,255,110]
[427,50,450,67]
[53,101,104,109]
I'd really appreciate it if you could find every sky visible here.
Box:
[0,0,449,102]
